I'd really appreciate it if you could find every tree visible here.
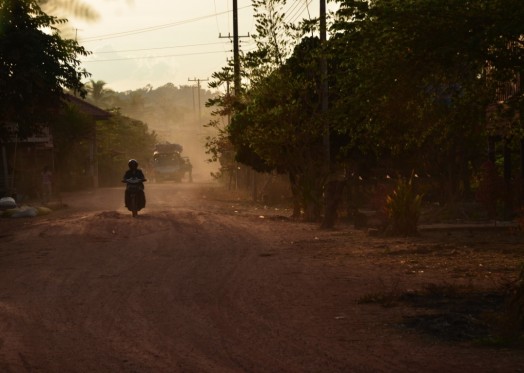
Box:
[244,0,294,84]
[330,0,524,202]
[204,66,236,180]
[0,0,90,139]
[87,79,108,105]
[38,0,99,22]
[206,0,330,219]
[208,0,524,221]
[229,37,327,220]
[38,0,99,40]
[96,114,158,187]
[50,102,94,190]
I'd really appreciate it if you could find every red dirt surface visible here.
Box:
[0,182,523,372]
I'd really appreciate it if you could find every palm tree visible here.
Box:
[87,79,107,105]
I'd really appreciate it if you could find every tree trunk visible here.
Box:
[321,180,345,229]
[289,172,301,218]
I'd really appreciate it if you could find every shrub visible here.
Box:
[385,174,423,235]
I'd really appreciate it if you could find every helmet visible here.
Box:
[128,159,138,168]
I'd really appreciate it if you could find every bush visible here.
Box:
[385,175,422,235]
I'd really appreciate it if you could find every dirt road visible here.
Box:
[0,182,523,372]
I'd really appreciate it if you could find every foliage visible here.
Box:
[86,80,108,105]
[82,81,219,182]
[368,182,395,228]
[84,82,216,136]
[203,0,524,223]
[330,0,524,202]
[204,66,235,177]
[38,0,99,22]
[50,102,92,189]
[96,114,158,187]
[244,0,297,85]
[46,103,155,190]
[0,0,91,139]
[229,36,328,220]
[385,175,423,236]
[206,0,333,219]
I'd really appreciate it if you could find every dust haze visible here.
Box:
[96,84,223,183]
[150,117,220,183]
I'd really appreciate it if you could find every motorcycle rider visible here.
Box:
[122,159,147,211]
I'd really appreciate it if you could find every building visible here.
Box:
[0,94,111,200]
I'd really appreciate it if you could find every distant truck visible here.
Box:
[151,142,192,182]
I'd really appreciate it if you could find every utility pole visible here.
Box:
[232,0,240,95]
[320,0,339,229]
[74,28,82,41]
[220,1,252,196]
[188,77,208,126]
[320,0,329,168]
[219,1,249,96]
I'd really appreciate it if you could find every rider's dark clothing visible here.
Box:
[122,168,146,188]
[123,168,146,210]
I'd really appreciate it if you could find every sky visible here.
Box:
[68,0,334,93]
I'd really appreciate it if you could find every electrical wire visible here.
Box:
[78,2,317,68]
[286,0,313,24]
[93,42,228,54]
[81,50,227,63]
[304,0,311,20]
[214,0,233,56]
[284,0,304,23]
[214,0,221,36]
[81,5,252,43]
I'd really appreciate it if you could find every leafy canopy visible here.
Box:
[0,0,91,138]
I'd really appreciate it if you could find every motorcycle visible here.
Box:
[124,177,146,217]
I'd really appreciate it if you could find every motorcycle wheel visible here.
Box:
[130,193,138,217]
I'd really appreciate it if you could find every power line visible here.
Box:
[80,5,252,43]
[284,0,304,23]
[304,0,312,20]
[214,0,222,37]
[214,0,235,56]
[285,0,313,24]
[81,50,227,63]
[93,42,230,54]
